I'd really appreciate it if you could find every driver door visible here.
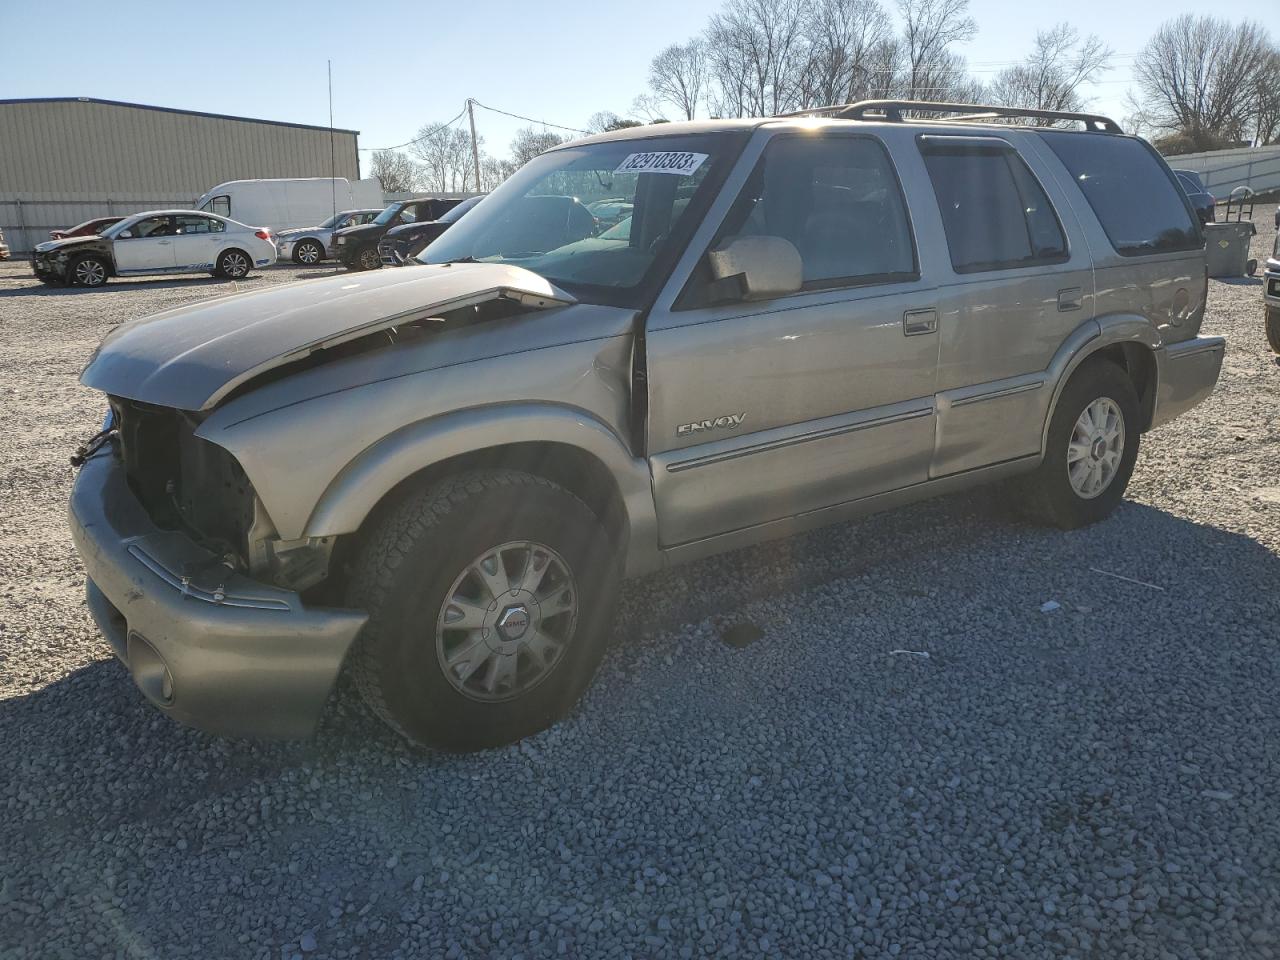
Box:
[113,215,177,273]
[645,132,940,548]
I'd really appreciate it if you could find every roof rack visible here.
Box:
[776,99,1122,133]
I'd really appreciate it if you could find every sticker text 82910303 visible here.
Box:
[613,152,709,177]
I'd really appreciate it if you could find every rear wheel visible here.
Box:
[215,248,251,279]
[1018,358,1140,529]
[69,255,108,288]
[1266,305,1280,354]
[293,239,324,265]
[346,470,619,751]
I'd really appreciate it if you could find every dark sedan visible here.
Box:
[331,198,463,271]
[1172,169,1215,225]
[378,195,484,266]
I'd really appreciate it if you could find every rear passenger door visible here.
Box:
[645,131,940,547]
[917,134,1095,477]
[171,215,225,271]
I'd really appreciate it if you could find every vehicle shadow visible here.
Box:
[1,493,1276,788]
[1213,275,1263,287]
[2,496,1279,956]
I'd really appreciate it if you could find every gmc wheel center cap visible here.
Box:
[496,605,532,641]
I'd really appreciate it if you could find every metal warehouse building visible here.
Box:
[0,97,360,253]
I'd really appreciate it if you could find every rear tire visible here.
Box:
[1018,358,1140,529]
[346,469,619,751]
[68,255,108,288]
[215,248,251,279]
[1266,305,1280,354]
[293,239,324,265]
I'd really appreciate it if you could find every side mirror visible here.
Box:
[707,235,802,301]
[118,229,134,239]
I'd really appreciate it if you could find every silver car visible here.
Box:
[69,101,1224,750]
[274,209,383,265]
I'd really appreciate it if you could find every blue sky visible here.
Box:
[0,0,1265,166]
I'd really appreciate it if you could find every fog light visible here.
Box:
[127,632,175,706]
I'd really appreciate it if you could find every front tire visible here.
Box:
[1019,358,1141,529]
[1266,305,1280,354]
[347,246,381,271]
[69,255,108,288]
[346,470,619,751]
[293,239,324,265]
[215,248,251,279]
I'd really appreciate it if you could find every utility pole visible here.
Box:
[467,98,482,193]
[328,60,337,220]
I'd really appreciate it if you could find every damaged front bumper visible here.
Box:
[68,449,367,738]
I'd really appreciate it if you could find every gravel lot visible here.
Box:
[2,214,1279,960]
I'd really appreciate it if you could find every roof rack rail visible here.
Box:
[777,99,1123,133]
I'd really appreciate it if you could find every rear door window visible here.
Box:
[1040,132,1200,257]
[919,138,1067,274]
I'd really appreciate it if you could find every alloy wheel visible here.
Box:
[297,242,321,264]
[223,252,249,278]
[1067,397,1125,499]
[74,259,105,286]
[435,541,578,703]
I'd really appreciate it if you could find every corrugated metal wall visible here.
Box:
[0,99,360,252]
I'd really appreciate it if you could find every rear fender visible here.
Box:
[1040,313,1162,449]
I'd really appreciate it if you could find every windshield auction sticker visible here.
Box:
[613,152,709,176]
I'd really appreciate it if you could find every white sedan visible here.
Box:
[31,210,277,287]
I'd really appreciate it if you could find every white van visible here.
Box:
[194,178,384,232]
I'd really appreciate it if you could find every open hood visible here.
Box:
[80,263,575,412]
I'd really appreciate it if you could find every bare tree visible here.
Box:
[705,0,807,117]
[510,127,567,167]
[411,123,478,192]
[630,94,671,122]
[895,0,976,102]
[1249,47,1280,145]
[586,111,643,133]
[989,24,1112,120]
[480,155,517,191]
[1133,15,1275,150]
[649,40,708,120]
[368,149,418,192]
[794,0,892,107]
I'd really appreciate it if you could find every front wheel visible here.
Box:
[346,470,619,751]
[1018,358,1140,529]
[1266,305,1280,354]
[348,246,381,271]
[293,239,324,265]
[215,248,251,279]
[69,256,109,288]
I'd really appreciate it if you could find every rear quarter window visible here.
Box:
[1041,132,1201,257]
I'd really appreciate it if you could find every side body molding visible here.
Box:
[302,404,663,578]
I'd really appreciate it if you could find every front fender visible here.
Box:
[303,404,662,578]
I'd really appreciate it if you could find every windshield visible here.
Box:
[440,196,482,225]
[372,204,405,226]
[319,212,345,229]
[420,134,742,306]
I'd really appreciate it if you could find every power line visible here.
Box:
[468,100,590,135]
[359,103,470,151]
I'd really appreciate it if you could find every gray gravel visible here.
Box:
[2,214,1280,960]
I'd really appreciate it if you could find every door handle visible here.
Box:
[1057,287,1082,311]
[902,308,938,336]
[157,240,171,245]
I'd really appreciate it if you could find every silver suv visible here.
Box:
[70,101,1224,750]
